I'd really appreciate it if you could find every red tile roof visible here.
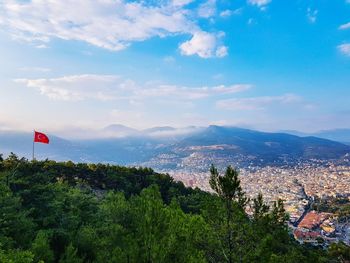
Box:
[298,211,331,229]
[294,229,320,240]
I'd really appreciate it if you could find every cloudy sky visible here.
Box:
[0,0,349,136]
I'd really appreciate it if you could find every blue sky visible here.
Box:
[0,0,349,137]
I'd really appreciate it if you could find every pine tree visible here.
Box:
[209,165,248,263]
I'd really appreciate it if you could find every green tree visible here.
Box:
[329,242,350,262]
[129,185,168,262]
[209,165,248,263]
[252,193,269,222]
[0,183,34,249]
[95,191,135,262]
[162,200,207,263]
[31,230,54,263]
[59,243,83,263]
[0,248,34,263]
[0,154,3,171]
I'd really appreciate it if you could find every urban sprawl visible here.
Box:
[163,159,350,247]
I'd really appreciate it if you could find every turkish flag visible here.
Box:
[34,131,49,144]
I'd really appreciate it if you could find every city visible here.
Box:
[166,159,350,246]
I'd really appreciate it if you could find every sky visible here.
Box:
[0,0,350,137]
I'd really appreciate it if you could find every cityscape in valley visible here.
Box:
[139,127,350,246]
[1,125,350,247]
[169,160,350,246]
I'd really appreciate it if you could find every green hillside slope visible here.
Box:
[0,153,346,262]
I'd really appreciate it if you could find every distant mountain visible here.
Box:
[279,130,309,137]
[281,129,350,144]
[0,131,89,162]
[1,126,349,171]
[143,126,176,133]
[142,126,202,138]
[102,124,140,137]
[156,126,350,170]
[77,124,201,139]
[313,129,350,144]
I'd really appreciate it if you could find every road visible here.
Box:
[293,181,313,227]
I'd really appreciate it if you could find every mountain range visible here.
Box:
[280,129,350,145]
[0,125,349,171]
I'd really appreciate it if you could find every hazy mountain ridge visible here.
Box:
[281,129,350,144]
[148,126,350,170]
[0,131,90,162]
[1,126,349,170]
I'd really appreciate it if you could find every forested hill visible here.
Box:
[1,153,208,213]
[0,153,348,262]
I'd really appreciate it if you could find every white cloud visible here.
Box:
[247,18,256,25]
[35,44,48,49]
[247,0,271,7]
[212,84,251,94]
[216,94,302,111]
[220,10,232,18]
[163,56,176,63]
[307,8,318,23]
[137,84,251,99]
[198,0,216,18]
[0,0,226,58]
[171,0,194,7]
[338,43,350,56]
[220,8,242,18]
[179,31,228,58]
[339,22,350,30]
[15,74,251,101]
[15,74,135,101]
[19,67,51,72]
[215,46,228,57]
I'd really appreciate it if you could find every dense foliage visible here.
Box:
[0,153,344,262]
[312,196,350,221]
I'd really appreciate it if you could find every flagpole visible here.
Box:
[32,130,35,161]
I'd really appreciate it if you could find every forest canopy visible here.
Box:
[0,153,347,262]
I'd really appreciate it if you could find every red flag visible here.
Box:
[34,131,49,144]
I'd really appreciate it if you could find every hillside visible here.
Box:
[282,129,350,145]
[178,125,350,159]
[0,154,339,262]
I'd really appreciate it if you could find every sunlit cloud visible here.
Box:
[216,94,302,111]
[247,0,271,7]
[338,43,350,57]
[307,8,318,23]
[339,22,350,30]
[179,31,228,58]
[0,0,227,58]
[15,74,252,101]
[197,0,216,18]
